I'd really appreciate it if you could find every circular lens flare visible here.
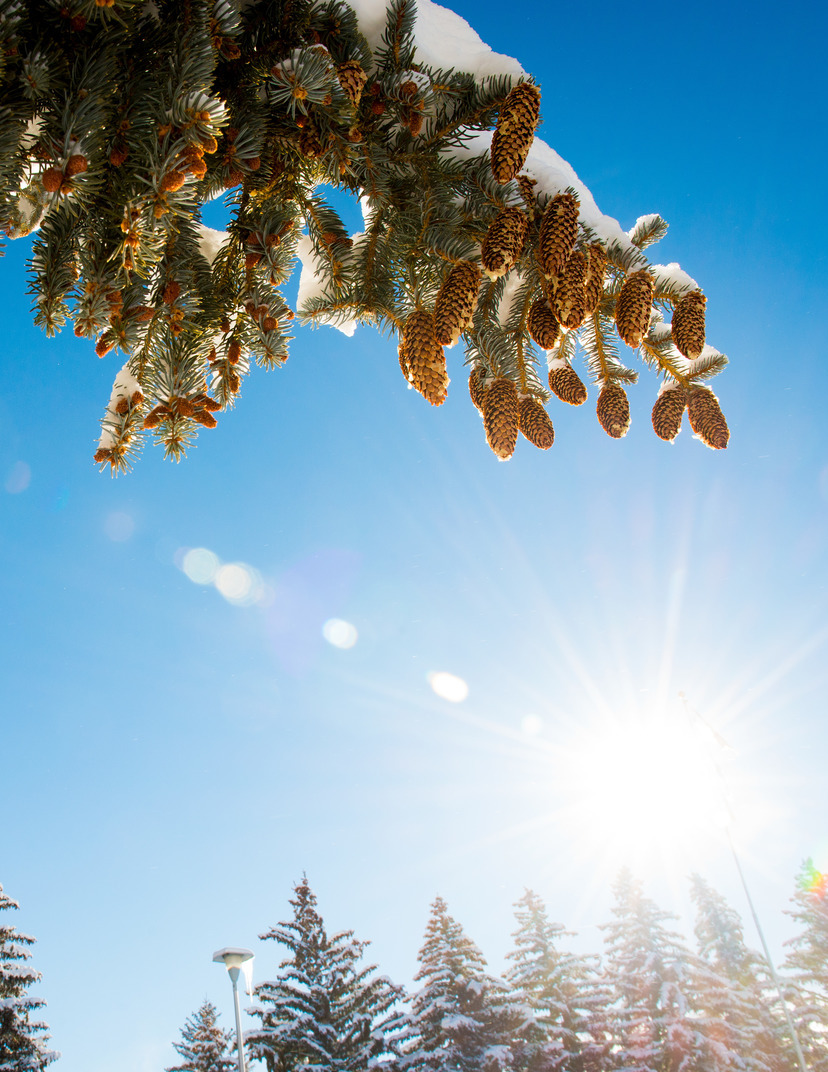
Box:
[428,671,469,703]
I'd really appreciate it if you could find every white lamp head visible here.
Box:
[213,947,254,970]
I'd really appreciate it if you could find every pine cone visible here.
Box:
[483,377,519,459]
[651,385,687,442]
[553,250,588,329]
[65,154,88,176]
[687,386,729,449]
[537,193,579,280]
[42,167,63,192]
[527,297,560,349]
[481,207,528,279]
[584,243,607,315]
[518,397,555,449]
[547,363,587,405]
[337,61,368,108]
[615,269,654,348]
[435,261,481,345]
[596,382,630,438]
[671,290,706,359]
[468,365,488,411]
[490,82,541,185]
[403,310,448,406]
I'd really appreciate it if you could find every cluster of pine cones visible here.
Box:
[396,81,729,458]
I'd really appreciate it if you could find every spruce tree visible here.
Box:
[402,896,521,1072]
[0,0,730,473]
[0,884,57,1072]
[247,876,404,1072]
[783,860,828,1072]
[167,1000,235,1072]
[504,890,603,1072]
[689,875,787,1072]
[600,870,710,1072]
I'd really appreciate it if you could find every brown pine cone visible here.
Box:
[671,290,706,359]
[481,207,528,279]
[65,154,88,177]
[435,261,481,345]
[41,168,63,192]
[547,362,587,405]
[651,385,687,442]
[615,269,654,348]
[518,397,555,449]
[687,386,729,449]
[538,193,579,280]
[468,365,489,411]
[490,82,541,185]
[403,310,448,406]
[584,243,607,315]
[483,377,520,459]
[527,297,560,349]
[596,382,630,438]
[337,61,368,108]
[553,250,588,329]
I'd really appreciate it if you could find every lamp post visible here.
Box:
[213,947,254,1072]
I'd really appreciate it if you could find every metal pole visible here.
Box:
[679,694,808,1072]
[228,966,247,1072]
[725,826,808,1072]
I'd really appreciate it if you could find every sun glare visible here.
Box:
[559,706,732,873]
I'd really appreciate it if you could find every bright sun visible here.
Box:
[557,702,733,875]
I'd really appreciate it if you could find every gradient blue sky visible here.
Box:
[3,1,827,1070]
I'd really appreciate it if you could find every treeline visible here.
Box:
[169,865,828,1072]
[3,865,827,1072]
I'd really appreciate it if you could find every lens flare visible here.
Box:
[181,548,220,585]
[322,619,358,649]
[428,671,469,703]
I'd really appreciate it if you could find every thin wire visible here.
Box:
[679,693,809,1072]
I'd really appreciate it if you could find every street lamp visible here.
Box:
[213,947,254,1072]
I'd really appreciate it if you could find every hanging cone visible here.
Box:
[537,193,579,280]
[481,208,528,279]
[596,381,630,438]
[490,81,541,185]
[553,249,588,329]
[548,362,587,405]
[483,377,520,459]
[402,310,448,405]
[337,61,369,107]
[671,289,706,359]
[468,365,489,411]
[651,385,687,441]
[435,261,481,345]
[615,269,654,348]
[518,397,555,448]
[527,297,560,349]
[583,243,607,315]
[687,386,729,449]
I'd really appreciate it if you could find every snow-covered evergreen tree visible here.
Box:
[504,890,603,1072]
[247,876,404,1072]
[0,884,57,1072]
[0,0,729,473]
[689,875,788,1072]
[783,860,828,1072]
[600,870,709,1072]
[402,896,521,1072]
[167,1000,235,1072]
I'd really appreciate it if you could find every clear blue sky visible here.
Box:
[2,1,827,1070]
